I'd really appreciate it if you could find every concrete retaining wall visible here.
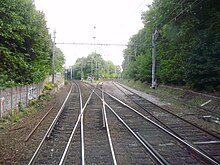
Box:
[0,81,45,118]
[0,74,64,118]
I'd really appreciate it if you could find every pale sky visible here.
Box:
[34,0,153,67]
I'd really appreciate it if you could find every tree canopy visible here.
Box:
[122,0,220,91]
[0,0,64,88]
[54,47,65,74]
[67,52,121,80]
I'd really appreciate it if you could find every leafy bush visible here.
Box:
[0,0,52,88]
[43,82,55,91]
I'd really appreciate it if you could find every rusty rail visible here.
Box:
[24,106,54,142]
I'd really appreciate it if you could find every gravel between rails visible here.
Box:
[1,80,219,164]
[0,83,71,165]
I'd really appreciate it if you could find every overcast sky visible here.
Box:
[35,0,153,67]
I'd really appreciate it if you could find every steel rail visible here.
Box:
[59,85,96,165]
[94,87,164,165]
[80,81,118,164]
[102,89,106,128]
[28,83,73,165]
[24,106,54,142]
[103,96,169,165]
[104,91,220,165]
[113,81,220,140]
[101,86,118,165]
[136,132,169,164]
[112,81,191,140]
[75,82,85,165]
[46,83,74,138]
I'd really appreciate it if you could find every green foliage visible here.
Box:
[18,102,25,112]
[55,47,65,73]
[43,82,55,91]
[122,0,220,91]
[69,52,121,80]
[0,0,52,88]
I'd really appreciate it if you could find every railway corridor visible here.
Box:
[27,81,220,165]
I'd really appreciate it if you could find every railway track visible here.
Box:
[62,82,114,164]
[107,81,220,163]
[94,84,157,164]
[27,80,220,164]
[28,82,81,164]
[28,81,115,164]
[96,82,220,164]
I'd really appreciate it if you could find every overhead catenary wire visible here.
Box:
[166,0,205,25]
[156,0,205,28]
[156,0,187,27]
[136,0,150,11]
[56,42,128,47]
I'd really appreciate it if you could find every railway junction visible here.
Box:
[0,81,220,164]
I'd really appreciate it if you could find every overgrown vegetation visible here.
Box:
[122,0,220,92]
[43,81,55,91]
[0,0,65,88]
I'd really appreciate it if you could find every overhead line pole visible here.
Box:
[52,29,56,84]
[151,29,158,89]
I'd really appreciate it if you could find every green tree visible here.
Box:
[0,0,52,87]
[72,52,121,80]
[54,47,65,74]
[122,0,220,91]
[122,27,152,81]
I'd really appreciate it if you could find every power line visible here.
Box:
[157,0,187,27]
[167,0,205,25]
[56,42,128,47]
[156,0,204,28]
[136,0,148,11]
